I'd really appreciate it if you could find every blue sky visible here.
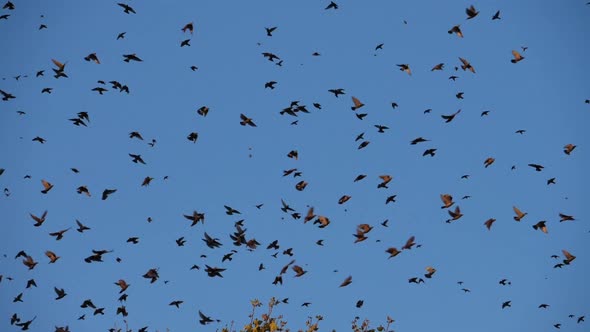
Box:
[1,1,589,331]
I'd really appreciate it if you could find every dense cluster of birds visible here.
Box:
[0,1,588,332]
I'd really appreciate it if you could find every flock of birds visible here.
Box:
[0,1,588,332]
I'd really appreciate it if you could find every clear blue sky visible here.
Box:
[1,1,589,331]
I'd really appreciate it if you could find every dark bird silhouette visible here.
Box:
[49,228,70,241]
[339,275,352,287]
[441,109,461,123]
[559,213,575,222]
[459,57,475,73]
[502,301,511,309]
[180,39,191,47]
[54,287,67,300]
[397,64,411,75]
[169,300,184,308]
[563,144,576,155]
[101,189,117,200]
[492,10,501,20]
[84,53,100,64]
[182,22,194,34]
[117,3,136,14]
[117,32,126,40]
[129,153,146,164]
[143,268,159,283]
[528,163,544,171]
[265,26,277,36]
[465,5,479,19]
[265,81,277,89]
[329,88,345,97]
[123,54,142,62]
[325,1,338,10]
[423,149,437,157]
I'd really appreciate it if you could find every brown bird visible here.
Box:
[351,96,365,110]
[45,250,60,263]
[562,249,576,265]
[484,218,496,230]
[484,157,495,168]
[513,206,527,221]
[424,266,437,278]
[314,216,331,228]
[465,5,479,19]
[563,144,576,155]
[182,22,194,34]
[141,177,153,186]
[386,247,401,258]
[240,113,257,127]
[532,221,548,233]
[22,255,38,270]
[440,194,454,209]
[402,236,416,250]
[114,279,129,293]
[41,179,54,194]
[295,180,308,191]
[339,275,352,287]
[446,206,463,223]
[448,25,463,38]
[431,63,444,71]
[459,57,475,73]
[378,175,393,188]
[511,50,525,63]
[292,265,307,277]
[49,228,70,241]
[184,210,205,226]
[143,268,159,283]
[30,210,48,227]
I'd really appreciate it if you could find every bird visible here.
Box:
[511,50,525,63]
[351,96,365,110]
[265,81,277,89]
[431,63,444,71]
[446,206,463,223]
[240,113,257,127]
[54,287,67,300]
[84,53,100,64]
[528,163,544,171]
[117,3,136,14]
[180,39,191,47]
[559,213,575,222]
[45,250,60,263]
[117,32,126,40]
[423,148,437,157]
[562,250,576,265]
[441,109,461,123]
[265,26,277,36]
[339,275,352,287]
[123,54,142,62]
[459,57,475,73]
[465,5,479,19]
[30,210,48,227]
[532,221,548,233]
[492,10,501,20]
[448,25,463,38]
[41,179,54,194]
[182,22,194,34]
[397,64,411,75]
[440,194,454,209]
[101,189,117,200]
[328,88,345,97]
[484,218,496,230]
[502,301,511,309]
[513,206,527,221]
[484,157,495,168]
[129,153,146,164]
[563,144,576,155]
[49,228,70,241]
[325,1,338,10]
